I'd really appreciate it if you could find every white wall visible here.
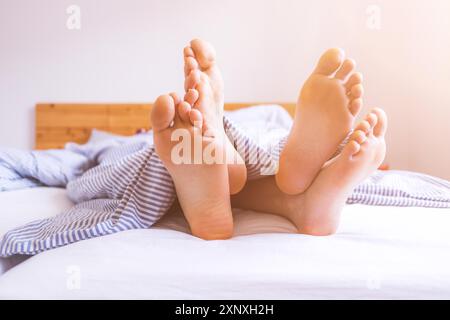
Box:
[1,0,449,180]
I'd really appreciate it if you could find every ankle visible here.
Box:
[228,164,247,195]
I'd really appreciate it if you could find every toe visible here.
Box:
[184,56,199,77]
[350,130,367,145]
[193,75,213,108]
[183,46,197,76]
[151,94,176,132]
[345,72,363,91]
[354,119,371,134]
[335,59,355,81]
[169,92,181,105]
[189,108,203,129]
[342,140,361,158]
[365,112,378,129]
[371,108,388,137]
[177,101,192,122]
[184,89,199,106]
[185,69,201,91]
[183,46,194,58]
[350,84,364,99]
[349,98,363,116]
[313,48,345,76]
[190,38,217,71]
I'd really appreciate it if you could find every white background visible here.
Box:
[0,0,449,180]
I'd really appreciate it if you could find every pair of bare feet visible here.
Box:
[152,39,387,239]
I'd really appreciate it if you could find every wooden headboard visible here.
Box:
[35,103,296,150]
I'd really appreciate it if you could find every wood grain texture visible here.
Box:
[35,103,295,149]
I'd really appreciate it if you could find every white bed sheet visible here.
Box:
[0,188,74,275]
[0,187,450,299]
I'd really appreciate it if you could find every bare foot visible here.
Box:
[276,48,364,195]
[151,88,233,240]
[184,38,247,195]
[289,109,387,235]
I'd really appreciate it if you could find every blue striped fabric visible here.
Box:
[1,117,449,256]
[348,170,450,208]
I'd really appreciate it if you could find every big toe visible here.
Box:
[371,108,388,137]
[151,94,176,132]
[314,48,345,76]
[190,38,217,70]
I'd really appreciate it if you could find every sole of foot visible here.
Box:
[287,109,387,235]
[184,38,247,194]
[276,48,364,195]
[152,91,234,240]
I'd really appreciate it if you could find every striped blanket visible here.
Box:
[1,111,450,256]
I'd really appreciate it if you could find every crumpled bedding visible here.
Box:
[0,105,449,257]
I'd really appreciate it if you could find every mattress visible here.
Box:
[0,187,450,299]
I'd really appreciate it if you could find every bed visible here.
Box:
[0,103,449,299]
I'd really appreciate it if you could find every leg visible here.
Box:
[233,109,387,236]
[276,49,364,195]
[232,176,300,221]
